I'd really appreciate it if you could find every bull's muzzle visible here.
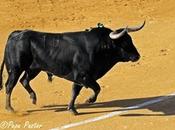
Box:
[130,54,140,62]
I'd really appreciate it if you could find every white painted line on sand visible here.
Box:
[50,92,175,130]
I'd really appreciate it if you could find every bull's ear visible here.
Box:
[127,20,146,32]
[109,27,128,39]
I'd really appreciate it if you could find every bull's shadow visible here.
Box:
[27,94,175,116]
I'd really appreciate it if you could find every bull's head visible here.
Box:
[109,21,145,62]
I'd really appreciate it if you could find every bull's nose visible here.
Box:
[130,55,140,62]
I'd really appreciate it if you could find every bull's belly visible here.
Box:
[44,68,78,84]
[43,65,72,78]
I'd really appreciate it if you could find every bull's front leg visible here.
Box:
[68,83,83,115]
[80,75,101,104]
[85,80,101,104]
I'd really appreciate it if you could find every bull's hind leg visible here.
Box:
[5,70,22,112]
[20,69,40,104]
[68,83,83,115]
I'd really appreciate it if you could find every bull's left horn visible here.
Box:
[109,27,127,39]
[127,20,146,32]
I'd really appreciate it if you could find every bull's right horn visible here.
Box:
[127,20,146,32]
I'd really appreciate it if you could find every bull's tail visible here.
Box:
[0,57,5,90]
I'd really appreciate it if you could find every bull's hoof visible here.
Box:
[30,93,37,105]
[85,97,96,104]
[67,107,79,115]
[32,99,37,105]
[6,106,15,113]
[48,77,53,82]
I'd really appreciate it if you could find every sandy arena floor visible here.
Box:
[0,0,175,130]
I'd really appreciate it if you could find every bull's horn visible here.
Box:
[127,20,146,32]
[109,27,127,39]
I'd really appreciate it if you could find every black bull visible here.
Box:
[0,21,145,115]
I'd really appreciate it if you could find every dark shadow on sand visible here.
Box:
[27,95,175,116]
